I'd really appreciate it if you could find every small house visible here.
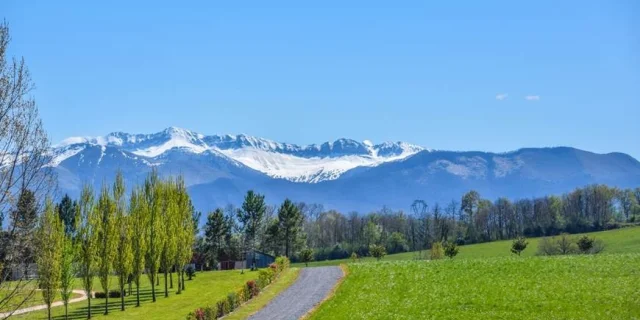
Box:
[238,250,275,270]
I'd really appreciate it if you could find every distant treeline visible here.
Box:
[194,184,640,266]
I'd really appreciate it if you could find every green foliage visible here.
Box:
[76,184,98,318]
[510,237,529,256]
[59,232,75,318]
[430,242,444,260]
[577,235,594,253]
[57,194,78,236]
[129,186,149,306]
[443,241,459,259]
[369,244,386,261]
[275,256,291,272]
[204,208,228,266]
[277,199,304,257]
[350,252,359,263]
[186,264,196,280]
[36,198,64,320]
[386,232,409,254]
[96,182,119,314]
[310,255,640,319]
[237,190,266,265]
[113,171,133,310]
[299,248,314,266]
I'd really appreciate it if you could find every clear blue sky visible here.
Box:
[3,1,639,158]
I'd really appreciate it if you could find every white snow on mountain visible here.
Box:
[51,127,425,182]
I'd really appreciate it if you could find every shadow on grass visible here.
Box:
[27,287,176,320]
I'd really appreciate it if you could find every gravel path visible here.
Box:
[248,266,343,320]
[0,289,88,318]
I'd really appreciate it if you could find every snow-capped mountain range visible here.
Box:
[48,127,640,216]
[51,127,424,183]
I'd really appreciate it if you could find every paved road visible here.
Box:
[248,266,343,320]
[0,289,88,319]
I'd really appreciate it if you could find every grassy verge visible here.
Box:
[295,226,640,267]
[15,270,256,320]
[224,267,301,320]
[310,254,640,319]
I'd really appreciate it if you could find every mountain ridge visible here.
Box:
[48,127,640,216]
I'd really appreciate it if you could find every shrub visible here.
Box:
[556,233,577,255]
[536,237,558,256]
[227,292,240,310]
[216,299,231,318]
[186,264,196,280]
[186,308,206,320]
[94,292,107,299]
[369,244,386,261]
[350,252,359,263]
[275,256,290,272]
[242,283,251,302]
[299,248,314,267]
[576,235,594,253]
[443,241,459,259]
[258,268,275,288]
[430,242,444,260]
[510,237,528,256]
[246,280,259,298]
[108,290,124,298]
[203,307,215,320]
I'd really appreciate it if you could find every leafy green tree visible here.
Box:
[443,241,459,259]
[205,208,228,266]
[277,199,303,257]
[299,248,314,267]
[237,190,266,270]
[36,198,64,320]
[57,194,78,236]
[510,237,528,256]
[129,187,148,306]
[96,183,118,315]
[369,244,386,261]
[386,232,408,254]
[77,185,98,319]
[59,232,75,320]
[113,173,133,311]
[144,170,165,302]
[11,189,38,265]
[160,178,178,297]
[175,177,194,293]
[461,190,480,242]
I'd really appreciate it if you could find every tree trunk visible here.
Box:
[121,287,125,311]
[170,269,173,289]
[151,274,156,302]
[65,303,68,320]
[164,270,169,297]
[136,280,141,307]
[181,270,186,290]
[104,294,109,315]
[87,296,92,319]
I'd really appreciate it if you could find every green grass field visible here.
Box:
[310,254,640,319]
[15,270,256,320]
[296,226,640,267]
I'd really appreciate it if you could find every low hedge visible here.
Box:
[186,256,290,320]
[94,290,126,299]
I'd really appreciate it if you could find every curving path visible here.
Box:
[0,289,88,319]
[248,266,343,320]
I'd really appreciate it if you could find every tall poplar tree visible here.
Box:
[129,187,148,306]
[144,170,164,302]
[96,183,118,315]
[174,177,193,293]
[36,198,64,320]
[113,173,133,311]
[59,232,75,320]
[77,185,98,319]
[160,178,178,297]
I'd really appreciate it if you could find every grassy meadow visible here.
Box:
[14,270,256,320]
[295,226,640,267]
[310,254,640,319]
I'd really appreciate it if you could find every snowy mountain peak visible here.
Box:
[52,128,425,182]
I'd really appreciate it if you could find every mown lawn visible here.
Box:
[15,270,257,320]
[310,254,640,319]
[295,226,640,267]
[0,288,82,313]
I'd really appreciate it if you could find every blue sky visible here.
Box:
[3,1,639,158]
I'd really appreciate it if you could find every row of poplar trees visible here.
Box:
[37,170,195,320]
